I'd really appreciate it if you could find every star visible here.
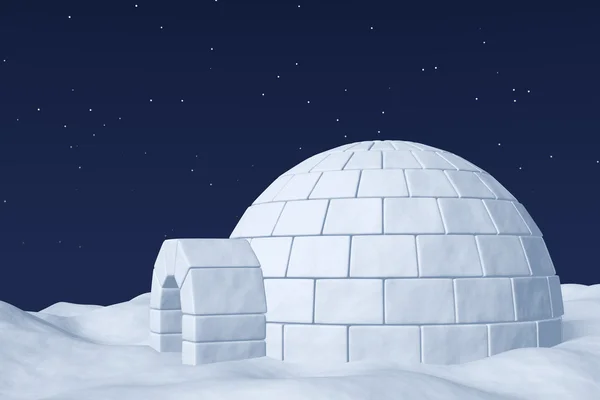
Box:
[89,108,92,111]
[513,99,517,102]
[68,15,71,19]
[475,97,478,100]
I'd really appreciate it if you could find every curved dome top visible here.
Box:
[230,139,542,239]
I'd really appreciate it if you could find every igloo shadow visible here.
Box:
[149,238,267,365]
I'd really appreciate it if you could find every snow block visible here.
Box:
[385,279,455,324]
[273,172,321,201]
[512,277,553,321]
[488,321,537,356]
[150,309,182,334]
[547,276,564,317]
[382,150,421,169]
[383,198,445,234]
[454,278,515,323]
[283,325,347,363]
[287,236,350,277]
[416,235,483,277]
[476,235,531,276]
[253,175,293,204]
[350,235,418,277]
[322,198,382,234]
[444,170,495,198]
[174,238,260,287]
[309,170,360,199]
[263,279,314,323]
[520,237,556,276]
[370,141,395,151]
[314,279,383,324]
[405,169,457,198]
[411,151,455,170]
[475,173,515,200]
[357,169,409,197]
[312,152,353,172]
[437,198,497,234]
[180,267,266,315]
[438,152,482,172]
[149,332,182,352]
[181,340,266,366]
[537,318,562,347]
[482,200,531,235]
[249,237,292,278]
[230,202,285,238]
[349,326,421,363]
[182,314,265,342]
[421,325,488,364]
[265,323,283,360]
[344,150,382,170]
[272,200,328,236]
[513,202,543,236]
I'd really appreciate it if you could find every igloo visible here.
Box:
[229,140,564,365]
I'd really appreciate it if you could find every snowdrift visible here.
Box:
[1,285,600,400]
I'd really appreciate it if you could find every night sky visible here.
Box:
[1,1,599,311]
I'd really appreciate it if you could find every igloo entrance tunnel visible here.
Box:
[150,139,564,366]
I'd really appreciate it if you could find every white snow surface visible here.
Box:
[2,284,600,400]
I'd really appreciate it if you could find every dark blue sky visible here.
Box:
[1,1,599,311]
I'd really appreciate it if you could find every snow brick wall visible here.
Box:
[229,140,564,365]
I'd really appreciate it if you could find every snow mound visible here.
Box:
[38,302,104,317]
[2,286,600,400]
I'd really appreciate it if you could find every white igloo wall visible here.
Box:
[230,139,564,365]
[149,238,267,365]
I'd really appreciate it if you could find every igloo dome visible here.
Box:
[230,140,564,365]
